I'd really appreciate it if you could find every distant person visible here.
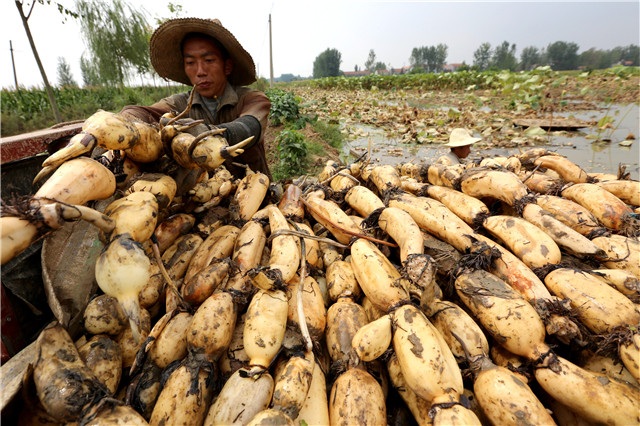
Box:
[120,17,271,179]
[437,128,481,165]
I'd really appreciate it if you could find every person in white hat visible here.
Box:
[120,18,272,179]
[438,128,482,165]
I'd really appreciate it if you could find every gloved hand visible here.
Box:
[174,118,216,137]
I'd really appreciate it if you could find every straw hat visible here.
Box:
[444,128,482,147]
[149,18,256,86]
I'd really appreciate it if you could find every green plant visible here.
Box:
[251,77,270,93]
[273,128,308,180]
[266,88,300,126]
[310,120,344,149]
[266,87,316,129]
[593,66,634,142]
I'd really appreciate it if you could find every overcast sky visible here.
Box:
[2,0,639,89]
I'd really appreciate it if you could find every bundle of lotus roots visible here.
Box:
[1,101,639,426]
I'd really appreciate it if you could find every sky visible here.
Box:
[2,0,639,89]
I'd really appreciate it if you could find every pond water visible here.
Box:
[342,103,640,180]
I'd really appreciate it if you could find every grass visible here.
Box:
[311,120,343,149]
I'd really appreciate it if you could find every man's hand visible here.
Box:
[174,118,216,137]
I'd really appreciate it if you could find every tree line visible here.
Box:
[312,41,640,78]
[470,41,639,72]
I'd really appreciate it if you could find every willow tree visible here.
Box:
[75,0,152,86]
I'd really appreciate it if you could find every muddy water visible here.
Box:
[343,103,639,180]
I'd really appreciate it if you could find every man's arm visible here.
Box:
[119,102,172,123]
[119,89,270,148]
[119,91,192,123]
[218,89,271,149]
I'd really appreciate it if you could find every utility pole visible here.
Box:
[269,13,274,87]
[10,40,19,89]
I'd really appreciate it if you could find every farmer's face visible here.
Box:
[453,145,471,159]
[183,36,232,99]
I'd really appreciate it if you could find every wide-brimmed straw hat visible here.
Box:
[150,17,256,86]
[444,128,482,147]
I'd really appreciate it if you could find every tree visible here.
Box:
[547,41,579,70]
[80,54,100,87]
[57,57,77,87]
[275,73,298,83]
[423,46,435,72]
[373,62,387,72]
[491,41,517,71]
[578,48,606,70]
[313,48,342,78]
[364,49,376,72]
[519,46,541,71]
[620,44,640,66]
[153,2,185,25]
[410,44,447,72]
[75,0,152,86]
[457,62,470,72]
[432,44,448,72]
[14,0,77,122]
[578,44,640,70]
[409,46,427,71]
[473,43,491,71]
[609,45,640,66]
[536,47,549,67]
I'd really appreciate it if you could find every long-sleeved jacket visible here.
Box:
[120,83,271,179]
[436,150,463,166]
[443,150,462,165]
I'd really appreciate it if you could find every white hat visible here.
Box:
[444,128,482,147]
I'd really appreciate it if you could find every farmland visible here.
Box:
[2,66,639,178]
[1,85,189,136]
[2,66,640,425]
[287,66,640,179]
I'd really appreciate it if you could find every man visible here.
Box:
[120,18,271,179]
[438,128,481,165]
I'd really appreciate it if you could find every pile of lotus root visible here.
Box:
[1,102,639,425]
